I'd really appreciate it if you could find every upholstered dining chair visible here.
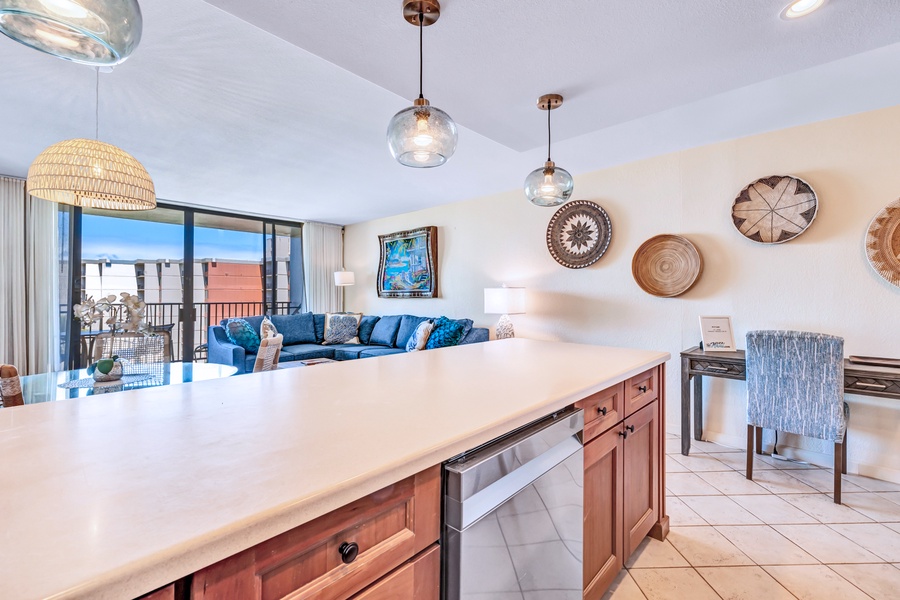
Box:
[253,334,283,373]
[745,330,848,503]
[0,365,24,408]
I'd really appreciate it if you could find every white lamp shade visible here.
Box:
[484,287,526,315]
[334,271,355,286]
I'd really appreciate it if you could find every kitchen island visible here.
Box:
[0,339,669,599]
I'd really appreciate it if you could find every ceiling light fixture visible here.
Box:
[780,0,826,19]
[387,0,457,168]
[27,68,156,210]
[0,0,143,66]
[524,94,573,207]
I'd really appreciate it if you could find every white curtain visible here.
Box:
[0,176,59,374]
[302,222,343,313]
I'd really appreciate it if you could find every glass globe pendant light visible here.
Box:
[387,0,457,168]
[524,93,574,207]
[0,0,142,66]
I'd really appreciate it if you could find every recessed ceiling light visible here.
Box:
[781,0,826,19]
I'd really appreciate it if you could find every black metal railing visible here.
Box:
[74,301,301,364]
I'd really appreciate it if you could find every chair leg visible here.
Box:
[842,429,848,475]
[746,424,754,480]
[755,427,763,455]
[834,440,843,505]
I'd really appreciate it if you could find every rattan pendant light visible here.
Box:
[26,69,155,210]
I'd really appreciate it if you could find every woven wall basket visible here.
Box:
[632,234,703,297]
[732,175,817,244]
[546,200,612,269]
[866,198,900,288]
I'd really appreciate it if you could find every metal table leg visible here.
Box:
[693,374,703,442]
[681,356,692,455]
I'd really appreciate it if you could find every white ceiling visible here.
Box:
[1,0,900,225]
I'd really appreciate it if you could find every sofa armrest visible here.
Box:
[208,325,248,374]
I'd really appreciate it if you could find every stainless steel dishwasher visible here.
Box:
[443,407,584,599]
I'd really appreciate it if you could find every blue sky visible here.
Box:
[82,215,264,263]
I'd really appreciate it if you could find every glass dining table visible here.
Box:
[13,362,238,406]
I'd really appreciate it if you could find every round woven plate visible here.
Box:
[632,234,703,297]
[546,200,612,269]
[732,175,818,244]
[866,198,900,288]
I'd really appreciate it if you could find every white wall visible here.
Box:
[345,105,900,482]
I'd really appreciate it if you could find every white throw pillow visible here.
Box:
[405,320,434,352]
[260,316,278,339]
[323,312,362,345]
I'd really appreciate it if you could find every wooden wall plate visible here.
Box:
[632,235,703,298]
[866,198,900,288]
[732,175,818,244]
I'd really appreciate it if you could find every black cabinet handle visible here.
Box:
[597,406,608,416]
[618,430,628,438]
[339,541,359,564]
[638,385,648,393]
[626,425,635,433]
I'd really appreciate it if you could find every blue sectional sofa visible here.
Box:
[208,313,489,374]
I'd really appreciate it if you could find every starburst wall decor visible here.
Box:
[866,198,900,288]
[546,200,612,269]
[732,175,818,244]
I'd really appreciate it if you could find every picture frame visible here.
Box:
[699,316,736,352]
[377,226,439,298]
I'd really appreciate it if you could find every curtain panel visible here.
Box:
[0,176,59,374]
[301,222,343,314]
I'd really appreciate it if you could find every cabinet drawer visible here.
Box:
[192,466,440,600]
[625,367,659,416]
[351,545,439,600]
[581,382,624,443]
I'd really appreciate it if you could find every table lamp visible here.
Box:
[484,286,526,340]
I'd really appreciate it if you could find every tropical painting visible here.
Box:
[377,226,438,298]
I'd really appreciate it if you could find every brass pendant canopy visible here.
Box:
[403,0,440,25]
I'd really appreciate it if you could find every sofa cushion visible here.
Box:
[454,318,474,341]
[405,320,434,352]
[313,313,326,343]
[357,315,380,345]
[225,318,261,353]
[369,315,402,347]
[358,347,406,359]
[331,345,368,361]
[396,315,431,349]
[461,327,489,345]
[323,313,362,345]
[425,316,466,350]
[281,344,335,361]
[271,313,317,345]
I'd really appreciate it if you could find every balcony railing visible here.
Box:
[73,301,302,364]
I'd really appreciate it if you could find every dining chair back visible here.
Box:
[253,334,283,373]
[92,332,171,365]
[0,364,24,408]
[745,330,848,503]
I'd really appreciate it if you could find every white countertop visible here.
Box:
[0,339,668,599]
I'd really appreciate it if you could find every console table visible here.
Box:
[680,346,900,455]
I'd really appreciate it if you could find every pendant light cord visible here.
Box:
[95,66,100,140]
[418,11,424,99]
[546,104,552,162]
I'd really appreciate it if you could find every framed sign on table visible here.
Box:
[377,226,438,298]
[699,316,736,352]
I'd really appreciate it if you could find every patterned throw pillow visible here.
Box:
[323,313,362,345]
[225,318,261,353]
[424,316,466,350]
[260,316,278,339]
[405,320,434,352]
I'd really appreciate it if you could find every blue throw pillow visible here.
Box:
[225,318,261,353]
[370,315,403,347]
[425,316,466,350]
[358,315,381,345]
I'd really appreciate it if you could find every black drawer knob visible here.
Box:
[626,425,635,433]
[618,430,628,438]
[597,406,608,416]
[339,541,359,564]
[638,385,648,393]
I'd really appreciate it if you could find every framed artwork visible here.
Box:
[377,226,438,298]
[699,316,736,352]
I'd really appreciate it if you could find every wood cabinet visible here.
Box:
[191,466,440,600]
[350,545,439,600]
[581,365,667,600]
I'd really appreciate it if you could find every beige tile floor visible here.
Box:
[604,433,900,600]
